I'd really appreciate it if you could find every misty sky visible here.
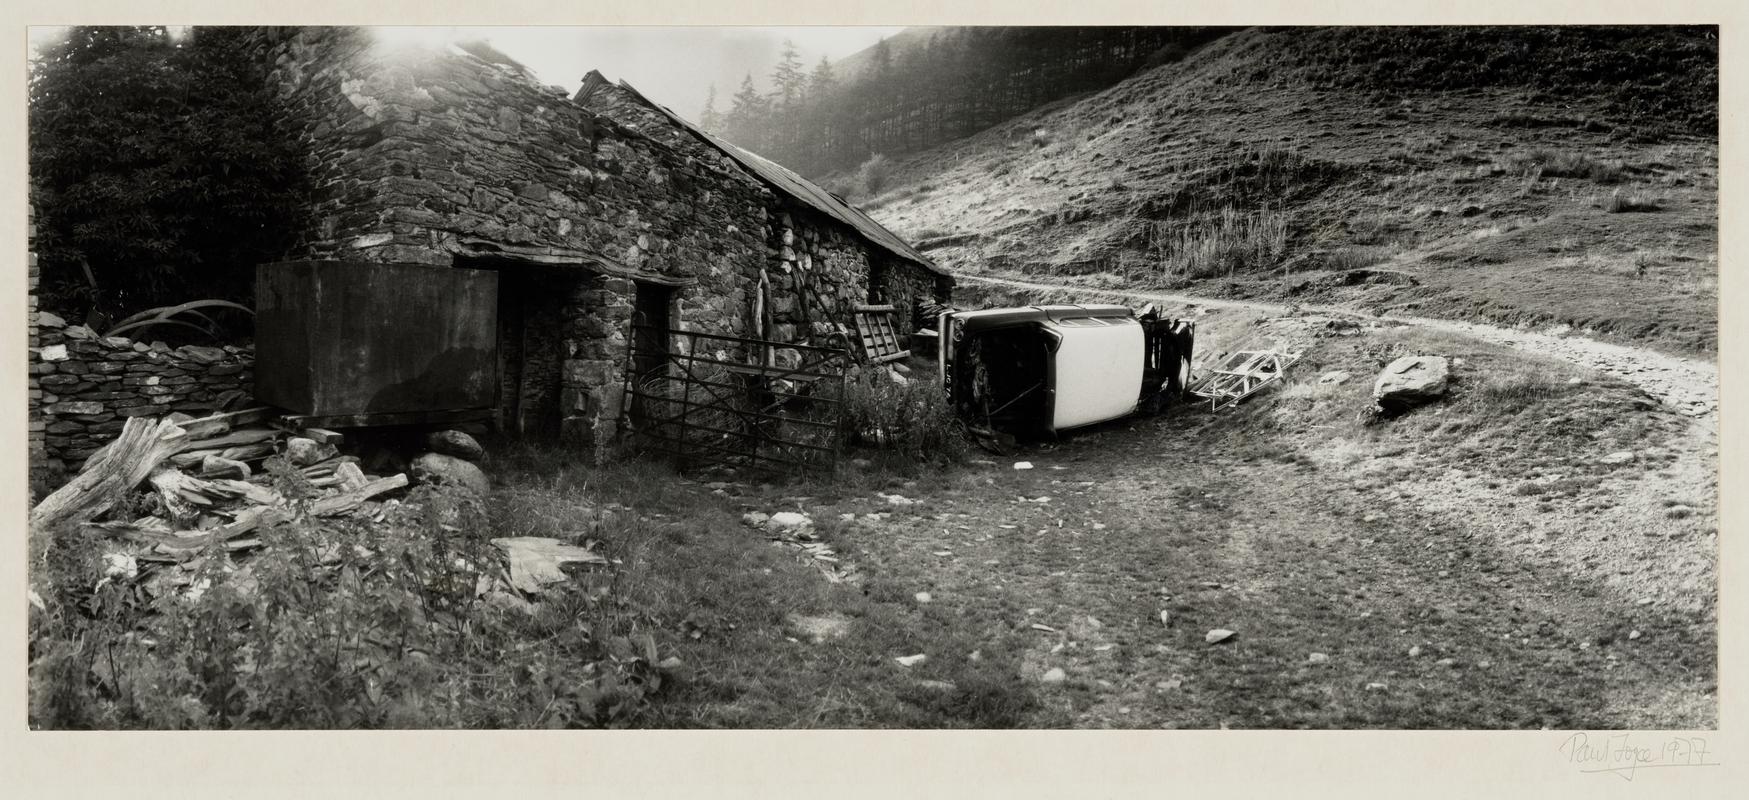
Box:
[29,25,907,123]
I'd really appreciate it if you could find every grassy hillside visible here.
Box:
[862,26,1718,357]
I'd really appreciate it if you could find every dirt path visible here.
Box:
[817,407,1716,728]
[958,274,1717,420]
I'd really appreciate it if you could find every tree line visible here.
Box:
[700,27,1234,182]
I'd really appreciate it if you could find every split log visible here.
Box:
[177,427,277,454]
[177,406,275,440]
[156,473,410,552]
[30,417,189,533]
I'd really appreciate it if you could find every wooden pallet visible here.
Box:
[1189,350,1300,410]
[850,304,910,365]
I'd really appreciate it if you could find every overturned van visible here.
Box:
[937,304,1195,436]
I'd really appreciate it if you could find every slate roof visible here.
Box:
[602,79,949,279]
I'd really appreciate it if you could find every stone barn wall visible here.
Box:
[252,27,944,458]
[255,28,769,453]
[32,316,254,475]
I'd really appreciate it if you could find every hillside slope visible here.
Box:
[863,26,1718,357]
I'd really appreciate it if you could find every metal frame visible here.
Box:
[623,325,849,475]
[1189,350,1301,410]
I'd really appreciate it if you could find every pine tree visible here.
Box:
[807,55,837,100]
[699,83,721,131]
[771,39,805,107]
[724,73,770,149]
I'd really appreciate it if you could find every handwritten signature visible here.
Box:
[1559,732,1719,780]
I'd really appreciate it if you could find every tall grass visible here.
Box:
[1499,148,1626,183]
[1147,206,1288,280]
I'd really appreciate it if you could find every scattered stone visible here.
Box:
[1205,628,1236,644]
[1308,652,1330,664]
[1599,451,1636,465]
[1159,610,1171,627]
[285,437,324,466]
[1436,658,1457,667]
[179,345,228,364]
[1156,678,1183,691]
[915,679,955,692]
[1365,682,1389,692]
[785,612,851,643]
[1628,630,1642,641]
[878,493,917,506]
[1373,355,1450,414]
[1041,667,1067,684]
[411,452,490,496]
[425,429,484,461]
[915,592,933,603]
[491,537,606,594]
[1408,645,1423,658]
[741,511,771,527]
[766,511,814,537]
[895,654,928,667]
[1013,461,1034,470]
[1318,370,1352,385]
[199,454,251,480]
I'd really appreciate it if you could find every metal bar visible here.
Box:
[632,325,848,355]
[635,372,842,405]
[626,389,842,432]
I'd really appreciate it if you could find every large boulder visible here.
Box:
[411,452,490,496]
[1373,356,1450,413]
[425,429,484,462]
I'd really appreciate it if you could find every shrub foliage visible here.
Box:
[29,26,306,322]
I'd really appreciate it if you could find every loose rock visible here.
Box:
[425,429,485,461]
[411,452,490,496]
[1205,628,1236,644]
[1041,667,1067,684]
[1373,355,1450,414]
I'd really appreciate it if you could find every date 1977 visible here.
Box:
[1559,732,1717,781]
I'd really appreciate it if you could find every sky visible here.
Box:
[458,27,908,119]
[29,25,906,122]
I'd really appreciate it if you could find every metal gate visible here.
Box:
[623,326,849,475]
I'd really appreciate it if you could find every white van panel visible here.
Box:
[1045,318,1143,430]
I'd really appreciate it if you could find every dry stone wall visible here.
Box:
[31,315,253,475]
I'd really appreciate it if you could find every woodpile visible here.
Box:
[30,407,409,566]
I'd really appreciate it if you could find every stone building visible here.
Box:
[253,28,951,457]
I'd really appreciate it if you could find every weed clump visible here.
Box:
[28,483,677,729]
[1147,206,1288,280]
[840,366,968,464]
[1604,189,1662,213]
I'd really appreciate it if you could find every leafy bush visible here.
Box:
[28,481,679,729]
[29,27,307,323]
[840,366,967,463]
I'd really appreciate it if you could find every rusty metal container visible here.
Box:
[254,260,498,422]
